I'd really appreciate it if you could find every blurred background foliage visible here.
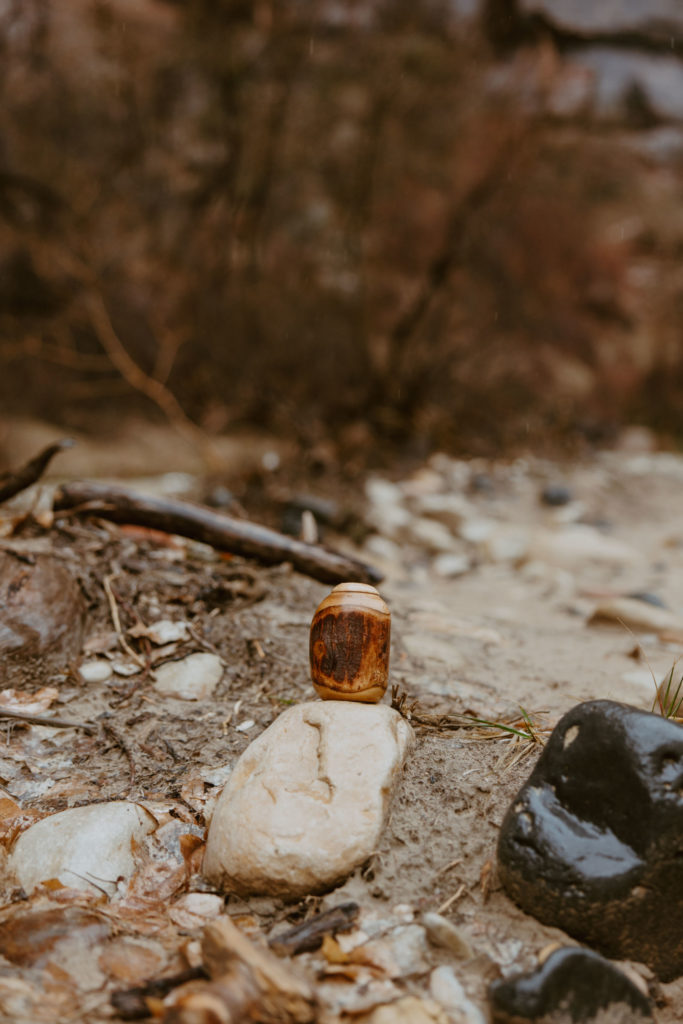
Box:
[0,0,682,461]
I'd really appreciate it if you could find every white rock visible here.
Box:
[10,801,156,896]
[129,619,189,644]
[527,526,639,568]
[365,478,412,539]
[432,553,472,578]
[407,517,459,553]
[168,892,223,931]
[203,702,414,897]
[412,493,476,531]
[364,535,404,565]
[362,923,431,978]
[365,477,405,508]
[400,467,445,498]
[153,652,223,700]
[79,660,113,683]
[482,526,530,564]
[589,597,683,634]
[459,518,496,544]
[112,660,141,677]
[422,912,473,959]
[429,966,487,1024]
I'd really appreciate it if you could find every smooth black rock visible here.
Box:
[540,483,572,507]
[497,699,683,981]
[489,946,653,1024]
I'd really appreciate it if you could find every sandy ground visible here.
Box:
[1,423,683,1020]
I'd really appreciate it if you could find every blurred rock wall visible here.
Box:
[0,0,681,455]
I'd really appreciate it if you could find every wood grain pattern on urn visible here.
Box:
[309,583,390,703]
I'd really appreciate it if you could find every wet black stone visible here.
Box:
[489,946,653,1024]
[470,472,495,495]
[497,699,683,981]
[540,483,572,507]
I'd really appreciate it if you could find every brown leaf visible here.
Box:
[98,937,167,983]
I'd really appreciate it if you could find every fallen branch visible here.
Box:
[0,439,74,504]
[0,709,95,733]
[53,481,383,586]
[269,902,359,956]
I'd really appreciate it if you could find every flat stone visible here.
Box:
[0,553,86,685]
[365,478,412,540]
[79,660,113,683]
[527,526,638,569]
[407,517,458,553]
[10,801,156,896]
[432,552,472,578]
[489,946,653,1023]
[411,493,476,531]
[589,597,683,634]
[497,699,683,981]
[203,702,414,898]
[153,652,223,700]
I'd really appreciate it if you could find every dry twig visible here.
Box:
[103,574,147,670]
[269,902,359,957]
[83,291,223,471]
[55,481,383,586]
[0,438,74,504]
[0,709,94,733]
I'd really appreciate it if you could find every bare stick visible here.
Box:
[0,709,94,733]
[54,481,383,586]
[0,439,75,504]
[103,574,147,669]
[269,902,359,956]
[102,721,139,784]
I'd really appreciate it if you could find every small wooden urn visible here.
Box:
[309,582,391,703]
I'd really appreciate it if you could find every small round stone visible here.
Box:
[540,483,573,507]
[79,660,113,683]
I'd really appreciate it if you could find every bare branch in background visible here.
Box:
[83,291,223,471]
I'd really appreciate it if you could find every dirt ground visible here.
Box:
[1,424,683,1021]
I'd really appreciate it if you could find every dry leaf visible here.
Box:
[0,687,59,714]
[98,937,167,983]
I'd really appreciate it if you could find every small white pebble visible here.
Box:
[145,620,189,645]
[235,719,255,733]
[111,661,141,677]
[79,660,113,683]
